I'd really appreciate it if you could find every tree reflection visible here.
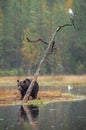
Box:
[18,105,39,130]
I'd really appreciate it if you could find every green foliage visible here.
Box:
[21,27,40,75]
[0,68,24,76]
[0,0,86,75]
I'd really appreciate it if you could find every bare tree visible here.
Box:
[22,23,72,102]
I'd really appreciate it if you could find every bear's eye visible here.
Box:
[23,80,26,83]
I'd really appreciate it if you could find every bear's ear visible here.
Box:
[17,80,19,82]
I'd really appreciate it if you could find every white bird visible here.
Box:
[67,85,73,92]
[68,8,75,16]
[68,8,76,29]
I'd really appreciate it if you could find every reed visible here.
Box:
[0,75,86,87]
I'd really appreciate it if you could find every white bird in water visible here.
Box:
[67,85,73,92]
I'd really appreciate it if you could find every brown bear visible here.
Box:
[17,79,39,100]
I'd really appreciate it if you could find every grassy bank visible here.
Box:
[0,89,85,106]
[0,75,86,106]
[38,75,86,87]
[0,75,86,87]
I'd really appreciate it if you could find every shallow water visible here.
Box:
[0,100,86,130]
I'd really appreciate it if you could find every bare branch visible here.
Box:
[26,37,48,45]
[27,38,56,55]
[56,24,72,32]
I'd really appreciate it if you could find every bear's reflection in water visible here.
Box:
[18,104,39,128]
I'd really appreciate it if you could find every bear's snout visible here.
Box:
[18,86,22,91]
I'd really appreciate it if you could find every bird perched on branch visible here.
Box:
[68,8,76,29]
[68,8,76,16]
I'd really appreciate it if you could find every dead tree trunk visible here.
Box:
[22,24,72,102]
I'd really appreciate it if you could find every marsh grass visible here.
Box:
[38,75,86,87]
[0,75,86,106]
[0,75,86,87]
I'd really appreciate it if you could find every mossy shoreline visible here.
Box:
[0,90,86,107]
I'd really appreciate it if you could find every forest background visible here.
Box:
[0,0,86,76]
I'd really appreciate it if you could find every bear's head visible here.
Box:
[17,79,31,91]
